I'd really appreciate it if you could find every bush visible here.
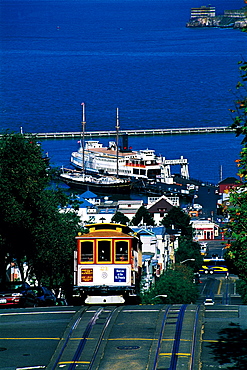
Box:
[141,265,199,304]
[236,279,247,304]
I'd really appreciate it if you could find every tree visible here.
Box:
[230,60,247,145]
[224,59,247,283]
[111,211,130,225]
[28,190,81,290]
[161,206,193,236]
[161,207,202,269]
[0,133,49,282]
[132,205,155,226]
[141,265,199,304]
[0,132,80,291]
[175,236,203,272]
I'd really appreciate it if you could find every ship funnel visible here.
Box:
[121,134,130,152]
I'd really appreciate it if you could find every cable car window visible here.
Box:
[115,241,128,262]
[98,240,111,262]
[80,241,93,262]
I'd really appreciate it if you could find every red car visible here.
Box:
[0,282,36,308]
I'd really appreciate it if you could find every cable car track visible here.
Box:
[151,304,201,370]
[49,306,89,370]
[169,304,187,370]
[47,304,202,370]
[48,305,119,370]
[67,307,104,370]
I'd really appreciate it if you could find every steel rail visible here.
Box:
[50,307,88,370]
[206,277,217,300]
[223,277,230,305]
[151,305,171,370]
[87,307,118,370]
[68,307,103,370]
[189,305,201,370]
[169,304,187,370]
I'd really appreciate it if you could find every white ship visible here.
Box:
[70,138,189,183]
[71,139,163,180]
[68,104,189,184]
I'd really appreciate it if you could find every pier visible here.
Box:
[31,126,234,139]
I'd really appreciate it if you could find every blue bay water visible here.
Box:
[1,0,246,184]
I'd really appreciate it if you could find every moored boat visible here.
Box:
[60,169,132,194]
[60,104,132,194]
[64,104,190,186]
[71,139,163,180]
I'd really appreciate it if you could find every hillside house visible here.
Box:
[219,177,239,194]
[191,219,219,241]
[146,195,175,225]
[117,200,143,220]
[132,225,180,290]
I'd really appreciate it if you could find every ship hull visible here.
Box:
[60,174,132,194]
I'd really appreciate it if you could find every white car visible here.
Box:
[204,298,215,306]
[193,203,203,210]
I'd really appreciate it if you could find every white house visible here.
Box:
[132,226,160,291]
[117,200,143,221]
[191,219,219,241]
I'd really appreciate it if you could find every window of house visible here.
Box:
[97,240,111,262]
[80,241,94,262]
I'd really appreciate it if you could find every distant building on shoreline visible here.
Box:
[186,4,247,28]
[191,5,216,20]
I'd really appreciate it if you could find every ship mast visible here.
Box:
[116,107,119,178]
[81,102,86,175]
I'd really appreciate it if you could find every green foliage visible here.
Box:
[225,237,247,281]
[28,190,80,287]
[111,211,130,225]
[225,59,247,282]
[230,60,247,145]
[0,133,80,290]
[175,236,203,272]
[236,279,247,304]
[161,206,193,237]
[161,207,202,270]
[132,205,155,226]
[141,265,199,304]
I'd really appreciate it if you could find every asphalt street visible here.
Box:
[1,291,246,370]
[0,306,80,370]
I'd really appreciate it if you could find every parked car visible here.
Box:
[31,286,56,306]
[204,298,215,306]
[0,282,36,308]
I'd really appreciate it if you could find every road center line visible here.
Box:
[0,311,76,316]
